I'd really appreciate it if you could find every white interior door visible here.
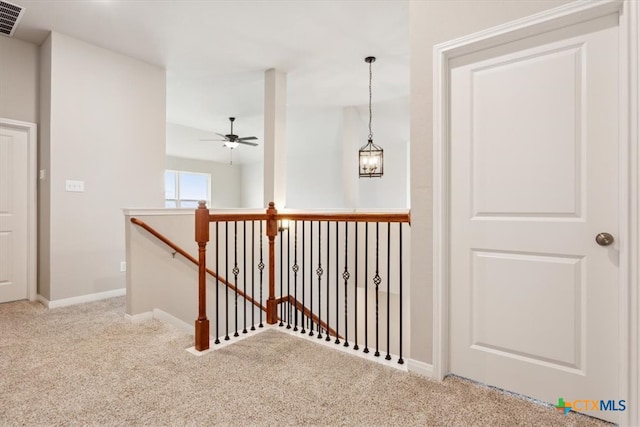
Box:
[0,125,29,303]
[448,15,621,423]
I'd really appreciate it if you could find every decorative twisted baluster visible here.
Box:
[343,222,350,347]
[233,221,239,338]
[374,222,381,357]
[258,221,264,328]
[317,221,323,340]
[251,221,256,331]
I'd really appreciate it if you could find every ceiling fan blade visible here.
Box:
[237,136,258,141]
[215,133,229,139]
[200,139,226,142]
[237,140,259,147]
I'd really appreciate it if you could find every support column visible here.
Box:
[263,69,287,208]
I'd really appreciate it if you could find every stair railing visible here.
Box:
[195,201,411,365]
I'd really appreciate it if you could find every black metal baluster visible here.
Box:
[317,221,323,340]
[215,222,220,345]
[398,223,404,365]
[325,221,330,342]
[301,221,306,334]
[258,221,264,328]
[343,222,349,347]
[364,223,369,354]
[374,222,381,357]
[225,222,230,341]
[287,223,291,329]
[385,223,391,360]
[335,221,340,345]
[279,223,284,327]
[233,221,239,337]
[309,221,314,337]
[251,221,256,331]
[293,221,299,331]
[353,222,359,351]
[243,221,247,334]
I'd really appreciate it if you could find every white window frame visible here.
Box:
[165,169,211,208]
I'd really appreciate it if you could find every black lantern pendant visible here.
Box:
[359,56,383,178]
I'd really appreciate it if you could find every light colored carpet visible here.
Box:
[0,297,610,426]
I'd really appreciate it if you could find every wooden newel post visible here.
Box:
[195,201,210,351]
[266,202,278,324]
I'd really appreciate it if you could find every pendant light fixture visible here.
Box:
[359,56,383,178]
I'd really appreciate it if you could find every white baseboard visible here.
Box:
[407,358,434,377]
[152,308,192,334]
[124,311,154,323]
[123,308,192,334]
[38,288,126,309]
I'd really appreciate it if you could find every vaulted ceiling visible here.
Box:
[10,0,409,164]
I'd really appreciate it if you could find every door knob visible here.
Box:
[595,232,614,246]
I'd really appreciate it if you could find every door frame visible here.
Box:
[432,1,639,426]
[0,118,37,301]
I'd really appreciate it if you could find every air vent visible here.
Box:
[0,0,25,38]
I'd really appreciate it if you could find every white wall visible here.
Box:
[166,155,241,208]
[409,0,572,364]
[286,106,345,209]
[0,36,39,123]
[240,161,264,208]
[356,97,410,209]
[39,31,166,301]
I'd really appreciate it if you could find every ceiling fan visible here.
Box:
[201,117,258,165]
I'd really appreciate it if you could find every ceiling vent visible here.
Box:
[0,0,25,38]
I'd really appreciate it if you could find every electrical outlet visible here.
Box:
[120,261,126,272]
[65,180,85,192]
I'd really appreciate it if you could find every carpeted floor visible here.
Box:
[0,297,610,426]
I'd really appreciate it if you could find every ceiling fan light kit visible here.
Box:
[359,56,383,178]
[200,117,259,165]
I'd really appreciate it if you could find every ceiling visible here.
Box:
[10,0,410,164]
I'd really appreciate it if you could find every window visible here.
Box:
[165,170,211,208]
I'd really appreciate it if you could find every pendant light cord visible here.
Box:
[368,60,373,141]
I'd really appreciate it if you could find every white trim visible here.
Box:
[152,308,192,334]
[124,311,153,323]
[407,359,434,378]
[433,1,637,426]
[624,2,639,426]
[39,288,126,309]
[0,118,37,302]
[122,208,196,216]
[186,324,274,356]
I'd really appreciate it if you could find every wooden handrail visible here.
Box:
[275,295,341,338]
[130,217,265,313]
[207,211,411,224]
